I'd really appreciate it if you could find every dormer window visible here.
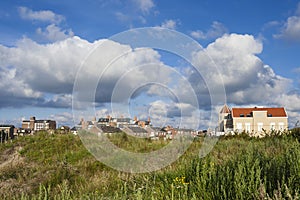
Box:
[267,113,272,117]
[240,114,244,117]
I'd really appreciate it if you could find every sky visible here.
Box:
[0,0,300,129]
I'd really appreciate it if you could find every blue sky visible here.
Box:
[0,0,300,129]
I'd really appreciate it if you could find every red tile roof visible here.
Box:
[232,107,287,118]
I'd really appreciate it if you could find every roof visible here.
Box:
[128,126,148,133]
[231,107,287,118]
[115,118,131,123]
[151,127,166,132]
[0,125,15,128]
[70,127,77,131]
[220,104,231,113]
[35,120,51,123]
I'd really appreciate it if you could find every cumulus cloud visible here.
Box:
[18,6,64,24]
[160,19,178,30]
[274,3,300,41]
[0,36,171,109]
[274,92,300,112]
[36,24,74,42]
[191,33,292,106]
[0,71,43,108]
[1,31,300,128]
[18,7,73,42]
[190,21,228,40]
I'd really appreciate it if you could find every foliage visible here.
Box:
[0,131,299,199]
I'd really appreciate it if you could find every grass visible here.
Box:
[0,130,299,199]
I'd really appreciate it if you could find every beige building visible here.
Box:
[22,116,56,131]
[219,105,288,135]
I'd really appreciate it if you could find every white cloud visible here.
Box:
[190,21,228,40]
[43,94,72,108]
[274,3,300,41]
[50,112,73,126]
[132,0,155,14]
[114,0,155,25]
[1,31,300,128]
[18,7,74,42]
[274,92,300,112]
[0,36,171,108]
[160,19,178,30]
[0,67,43,104]
[274,16,300,41]
[18,7,64,24]
[191,33,292,105]
[147,100,216,129]
[36,24,74,42]
[262,20,280,31]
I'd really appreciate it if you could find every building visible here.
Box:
[22,116,56,131]
[0,124,15,142]
[219,105,288,136]
[219,104,233,132]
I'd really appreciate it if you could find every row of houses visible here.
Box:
[75,116,198,140]
[0,105,291,143]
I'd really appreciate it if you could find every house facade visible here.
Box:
[0,125,15,142]
[22,116,56,131]
[219,105,288,135]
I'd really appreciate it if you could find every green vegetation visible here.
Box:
[0,131,299,199]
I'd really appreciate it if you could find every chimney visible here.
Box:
[134,116,137,122]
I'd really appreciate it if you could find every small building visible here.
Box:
[58,126,70,134]
[70,126,78,135]
[0,124,15,142]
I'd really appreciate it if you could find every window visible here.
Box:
[279,122,284,131]
[257,123,263,132]
[270,122,275,130]
[236,123,242,131]
[245,123,251,132]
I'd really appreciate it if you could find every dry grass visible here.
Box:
[0,130,299,199]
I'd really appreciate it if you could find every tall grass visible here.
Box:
[0,131,299,199]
